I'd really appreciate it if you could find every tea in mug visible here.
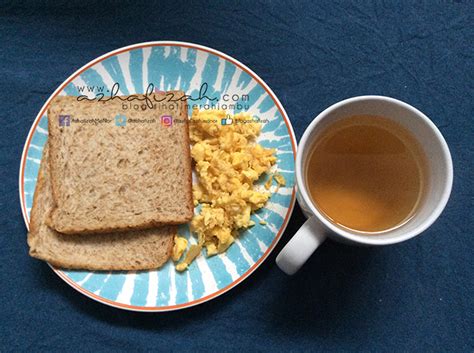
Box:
[306,115,427,233]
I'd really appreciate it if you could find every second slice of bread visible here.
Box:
[28,143,176,271]
[46,93,193,234]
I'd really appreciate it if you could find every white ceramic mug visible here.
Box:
[276,96,453,275]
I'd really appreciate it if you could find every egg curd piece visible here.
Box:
[179,109,276,267]
[176,244,201,272]
[171,236,188,262]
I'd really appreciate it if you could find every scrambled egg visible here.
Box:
[171,236,188,262]
[175,245,201,272]
[273,173,286,188]
[175,109,276,271]
[264,173,286,191]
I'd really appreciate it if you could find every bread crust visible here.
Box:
[178,92,195,221]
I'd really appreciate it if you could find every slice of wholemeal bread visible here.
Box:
[46,92,193,234]
[28,143,176,271]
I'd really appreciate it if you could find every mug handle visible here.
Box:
[276,217,327,275]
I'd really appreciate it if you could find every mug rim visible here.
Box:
[296,95,453,245]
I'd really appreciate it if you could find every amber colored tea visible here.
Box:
[306,115,427,233]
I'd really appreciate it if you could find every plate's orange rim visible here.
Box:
[19,41,297,312]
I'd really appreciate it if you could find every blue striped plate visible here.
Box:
[20,42,296,311]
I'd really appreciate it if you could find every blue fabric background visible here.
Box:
[1,1,472,352]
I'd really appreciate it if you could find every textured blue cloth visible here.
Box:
[1,1,472,352]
